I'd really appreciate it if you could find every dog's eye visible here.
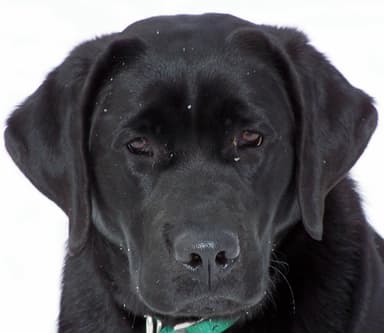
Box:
[126,137,153,156]
[238,130,263,147]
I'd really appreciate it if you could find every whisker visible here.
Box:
[270,265,296,316]
[270,259,289,269]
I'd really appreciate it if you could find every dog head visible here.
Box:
[5,14,377,319]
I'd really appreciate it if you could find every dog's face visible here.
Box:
[5,14,377,321]
[89,37,297,316]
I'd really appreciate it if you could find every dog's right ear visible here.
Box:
[4,35,146,255]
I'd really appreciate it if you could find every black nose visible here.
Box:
[174,231,240,279]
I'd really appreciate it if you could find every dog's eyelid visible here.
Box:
[126,136,154,156]
[112,128,149,150]
[239,116,276,139]
[239,129,264,147]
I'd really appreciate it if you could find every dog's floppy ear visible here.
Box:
[5,36,146,254]
[281,30,377,240]
[229,28,377,240]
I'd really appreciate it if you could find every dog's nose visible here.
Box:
[174,231,240,272]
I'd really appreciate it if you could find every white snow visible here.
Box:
[0,1,383,332]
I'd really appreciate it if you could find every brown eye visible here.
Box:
[126,137,153,156]
[239,130,263,147]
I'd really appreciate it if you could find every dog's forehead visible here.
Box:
[93,15,294,136]
[104,60,290,134]
[123,13,254,49]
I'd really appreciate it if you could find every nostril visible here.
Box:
[188,253,203,269]
[215,251,229,268]
[183,253,203,269]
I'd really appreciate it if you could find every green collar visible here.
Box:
[145,316,235,333]
[161,319,234,333]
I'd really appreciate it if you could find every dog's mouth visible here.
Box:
[148,292,266,322]
[176,296,245,317]
[147,300,238,331]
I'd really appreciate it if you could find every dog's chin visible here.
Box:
[147,293,266,322]
[174,296,249,317]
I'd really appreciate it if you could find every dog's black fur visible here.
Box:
[5,14,384,332]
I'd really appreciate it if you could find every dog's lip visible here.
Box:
[144,295,248,318]
[140,284,268,317]
[172,295,254,317]
[174,286,269,316]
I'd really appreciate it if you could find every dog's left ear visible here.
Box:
[229,28,377,240]
[282,30,377,240]
[5,36,146,254]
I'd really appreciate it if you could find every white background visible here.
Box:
[0,0,383,332]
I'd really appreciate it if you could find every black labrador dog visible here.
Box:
[5,14,384,333]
